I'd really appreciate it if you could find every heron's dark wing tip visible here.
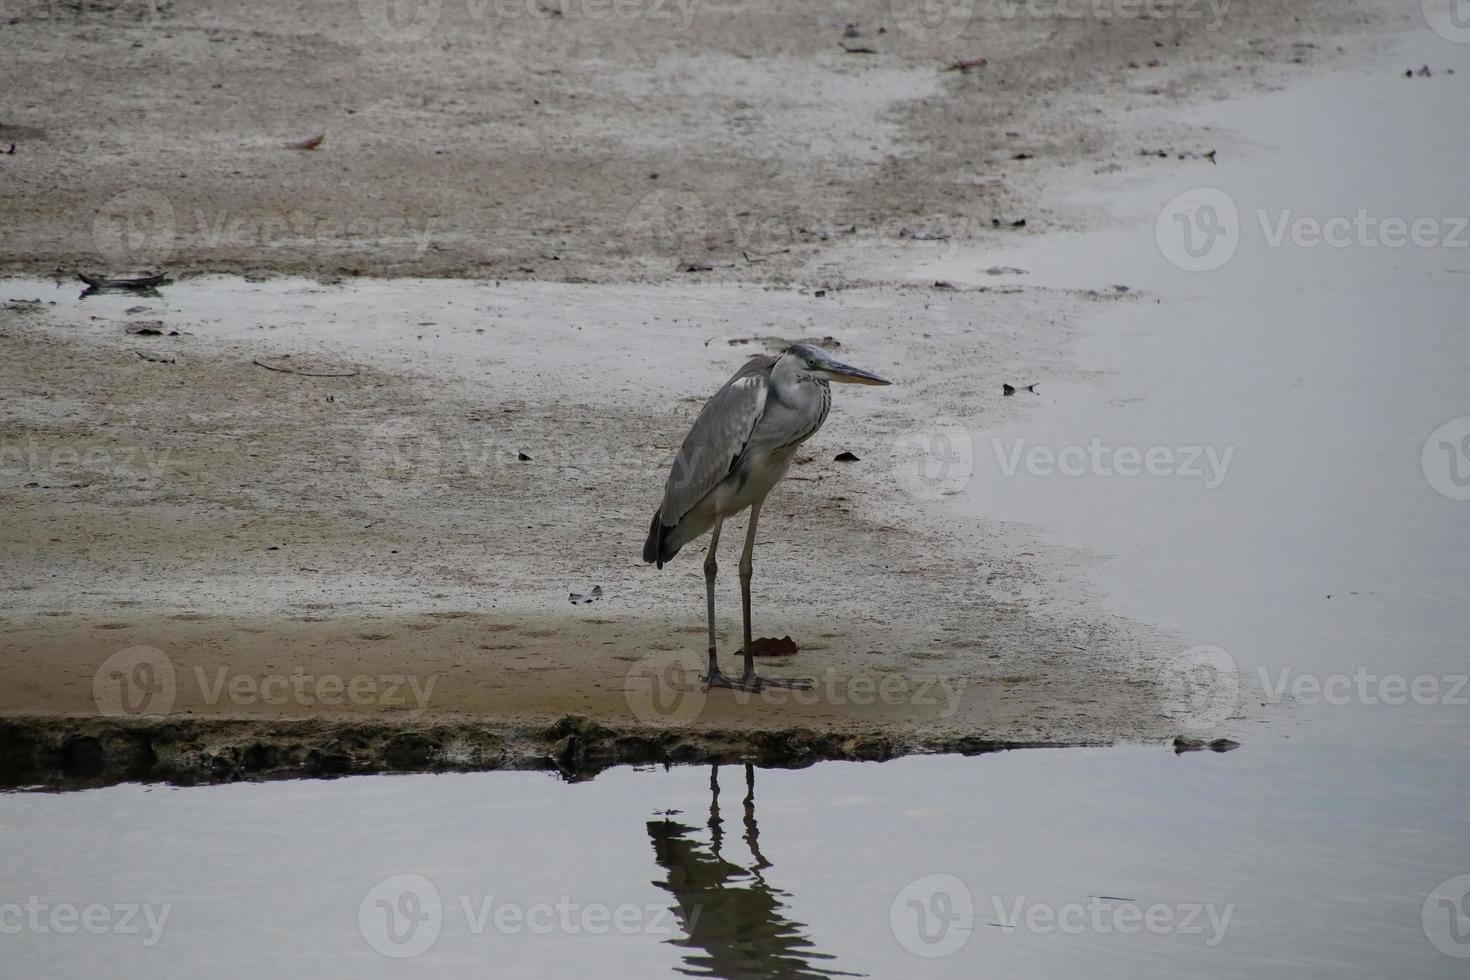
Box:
[644,509,678,568]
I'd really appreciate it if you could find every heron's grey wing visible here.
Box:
[657,357,774,526]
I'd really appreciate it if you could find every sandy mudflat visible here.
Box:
[0,0,1401,783]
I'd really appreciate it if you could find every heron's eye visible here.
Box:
[805,359,817,369]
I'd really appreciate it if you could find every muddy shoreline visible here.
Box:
[0,2,1402,782]
[0,714,1094,791]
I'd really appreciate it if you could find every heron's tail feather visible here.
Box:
[642,509,679,569]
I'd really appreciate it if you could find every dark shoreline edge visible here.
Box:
[0,716,1100,792]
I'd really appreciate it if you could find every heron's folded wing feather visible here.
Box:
[658,362,772,526]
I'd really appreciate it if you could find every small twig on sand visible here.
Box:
[285,133,325,151]
[943,57,988,73]
[135,349,176,364]
[252,359,357,378]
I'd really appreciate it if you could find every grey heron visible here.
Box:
[643,343,892,691]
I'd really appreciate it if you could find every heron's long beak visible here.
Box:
[824,359,892,386]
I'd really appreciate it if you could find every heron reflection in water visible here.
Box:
[646,764,862,979]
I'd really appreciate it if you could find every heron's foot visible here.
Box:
[703,671,815,693]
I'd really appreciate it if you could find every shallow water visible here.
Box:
[919,28,1470,748]
[5,746,1467,978]
[5,24,1470,980]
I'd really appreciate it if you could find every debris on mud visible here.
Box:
[943,57,987,73]
[285,133,324,150]
[252,356,357,378]
[833,451,860,462]
[569,585,603,605]
[749,635,799,657]
[1002,383,1039,396]
[126,320,176,336]
[1173,736,1240,753]
[78,271,169,291]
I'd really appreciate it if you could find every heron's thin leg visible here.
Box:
[704,502,812,692]
[704,519,723,681]
[738,502,762,683]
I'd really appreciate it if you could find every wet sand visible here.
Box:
[0,0,1393,284]
[1,277,1173,784]
[0,0,1410,783]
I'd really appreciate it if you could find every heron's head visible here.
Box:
[782,343,892,386]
